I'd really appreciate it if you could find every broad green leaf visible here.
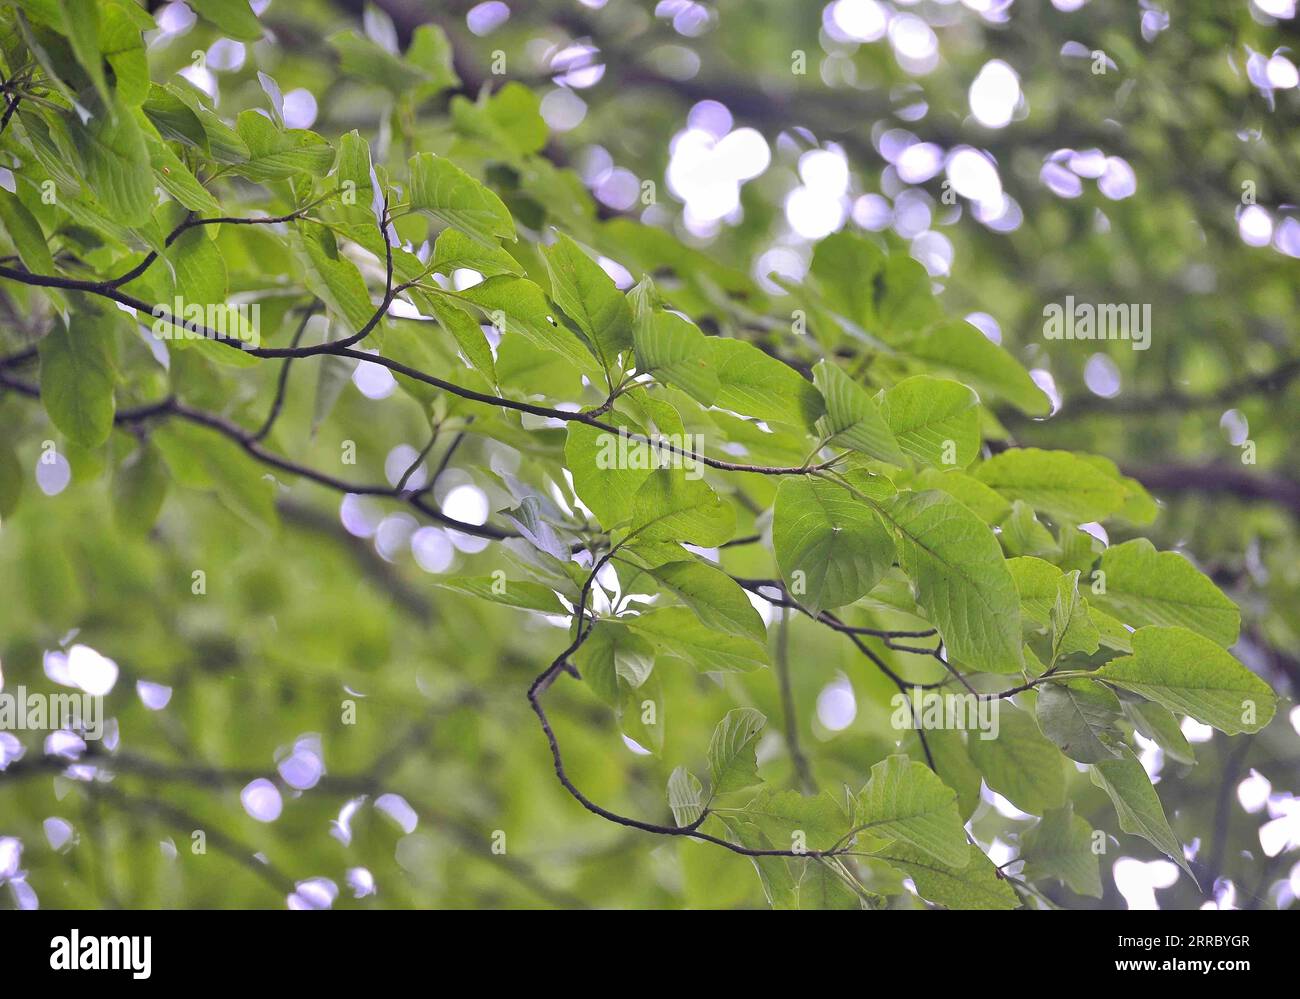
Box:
[564,422,653,529]
[457,276,599,377]
[875,843,1019,910]
[1090,746,1193,878]
[1021,803,1103,898]
[902,320,1050,416]
[153,422,277,530]
[1035,680,1123,763]
[232,111,334,182]
[882,489,1023,673]
[1095,626,1277,735]
[809,230,884,330]
[429,228,523,280]
[999,500,1060,559]
[422,293,496,384]
[743,788,851,852]
[1050,569,1100,663]
[59,0,109,106]
[707,707,767,794]
[189,0,263,40]
[627,607,767,672]
[911,468,1010,524]
[1090,538,1240,647]
[632,309,719,405]
[772,476,893,616]
[649,560,766,642]
[68,98,154,226]
[975,448,1129,524]
[428,576,565,614]
[880,375,980,468]
[967,704,1066,813]
[542,231,633,370]
[856,754,970,867]
[39,314,116,447]
[294,223,376,332]
[0,189,56,274]
[667,767,704,827]
[408,152,515,246]
[711,338,824,429]
[799,860,865,909]
[629,469,735,547]
[812,360,904,464]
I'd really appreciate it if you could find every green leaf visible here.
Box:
[875,843,1019,910]
[799,860,865,909]
[1035,680,1123,763]
[457,277,599,377]
[1095,626,1277,735]
[294,222,376,332]
[812,360,904,464]
[189,0,263,40]
[153,422,277,531]
[632,308,718,405]
[58,0,109,106]
[39,313,116,447]
[667,767,704,827]
[1090,538,1240,647]
[967,704,1066,814]
[0,189,56,275]
[424,294,496,384]
[809,230,885,331]
[902,320,1050,416]
[1120,697,1196,766]
[564,421,653,529]
[707,707,767,794]
[772,476,893,617]
[68,98,155,226]
[627,607,767,672]
[975,448,1129,524]
[429,228,523,280]
[882,489,1024,673]
[1090,746,1193,878]
[648,560,766,642]
[880,375,980,468]
[542,231,633,371]
[428,576,565,614]
[856,754,970,867]
[710,338,824,429]
[1050,569,1100,663]
[1021,803,1102,898]
[912,468,1010,524]
[232,111,334,182]
[408,152,515,246]
[629,468,734,547]
[743,788,851,851]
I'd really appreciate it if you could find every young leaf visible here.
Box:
[632,309,719,405]
[711,339,824,429]
[629,468,734,547]
[708,708,767,794]
[874,843,1019,910]
[667,767,704,827]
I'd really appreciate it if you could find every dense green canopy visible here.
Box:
[0,0,1296,910]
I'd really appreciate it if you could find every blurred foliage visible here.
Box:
[0,0,1296,910]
